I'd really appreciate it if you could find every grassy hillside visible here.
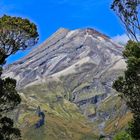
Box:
[16,81,98,140]
[14,80,132,140]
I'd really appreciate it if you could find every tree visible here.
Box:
[111,0,140,139]
[111,0,140,42]
[113,130,132,140]
[0,15,39,140]
[113,41,140,139]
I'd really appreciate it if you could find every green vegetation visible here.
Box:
[113,131,132,140]
[0,15,38,140]
[113,40,140,139]
[18,82,97,140]
[112,1,140,139]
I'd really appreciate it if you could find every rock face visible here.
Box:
[4,28,125,87]
[4,28,128,137]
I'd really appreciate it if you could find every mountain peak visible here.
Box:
[54,27,110,40]
[3,27,124,88]
[85,28,110,39]
[56,27,70,32]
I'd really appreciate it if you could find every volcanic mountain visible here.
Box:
[4,28,131,140]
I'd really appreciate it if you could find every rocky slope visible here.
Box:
[4,28,131,139]
[4,28,125,88]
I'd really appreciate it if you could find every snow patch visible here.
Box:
[50,56,94,78]
[97,36,105,42]
[66,30,78,38]
[109,59,126,71]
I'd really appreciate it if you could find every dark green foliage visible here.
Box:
[0,117,21,140]
[113,41,140,139]
[111,0,140,42]
[112,1,140,138]
[0,15,39,65]
[128,116,140,139]
[0,15,39,140]
[113,41,140,115]
[99,135,106,140]
[113,130,132,140]
[0,78,21,112]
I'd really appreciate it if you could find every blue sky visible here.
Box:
[0,0,125,64]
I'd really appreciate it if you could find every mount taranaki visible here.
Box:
[3,28,131,140]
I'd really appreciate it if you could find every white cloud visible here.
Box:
[112,34,140,45]
[112,34,129,45]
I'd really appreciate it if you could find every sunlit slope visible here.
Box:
[13,80,132,140]
[16,82,97,140]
